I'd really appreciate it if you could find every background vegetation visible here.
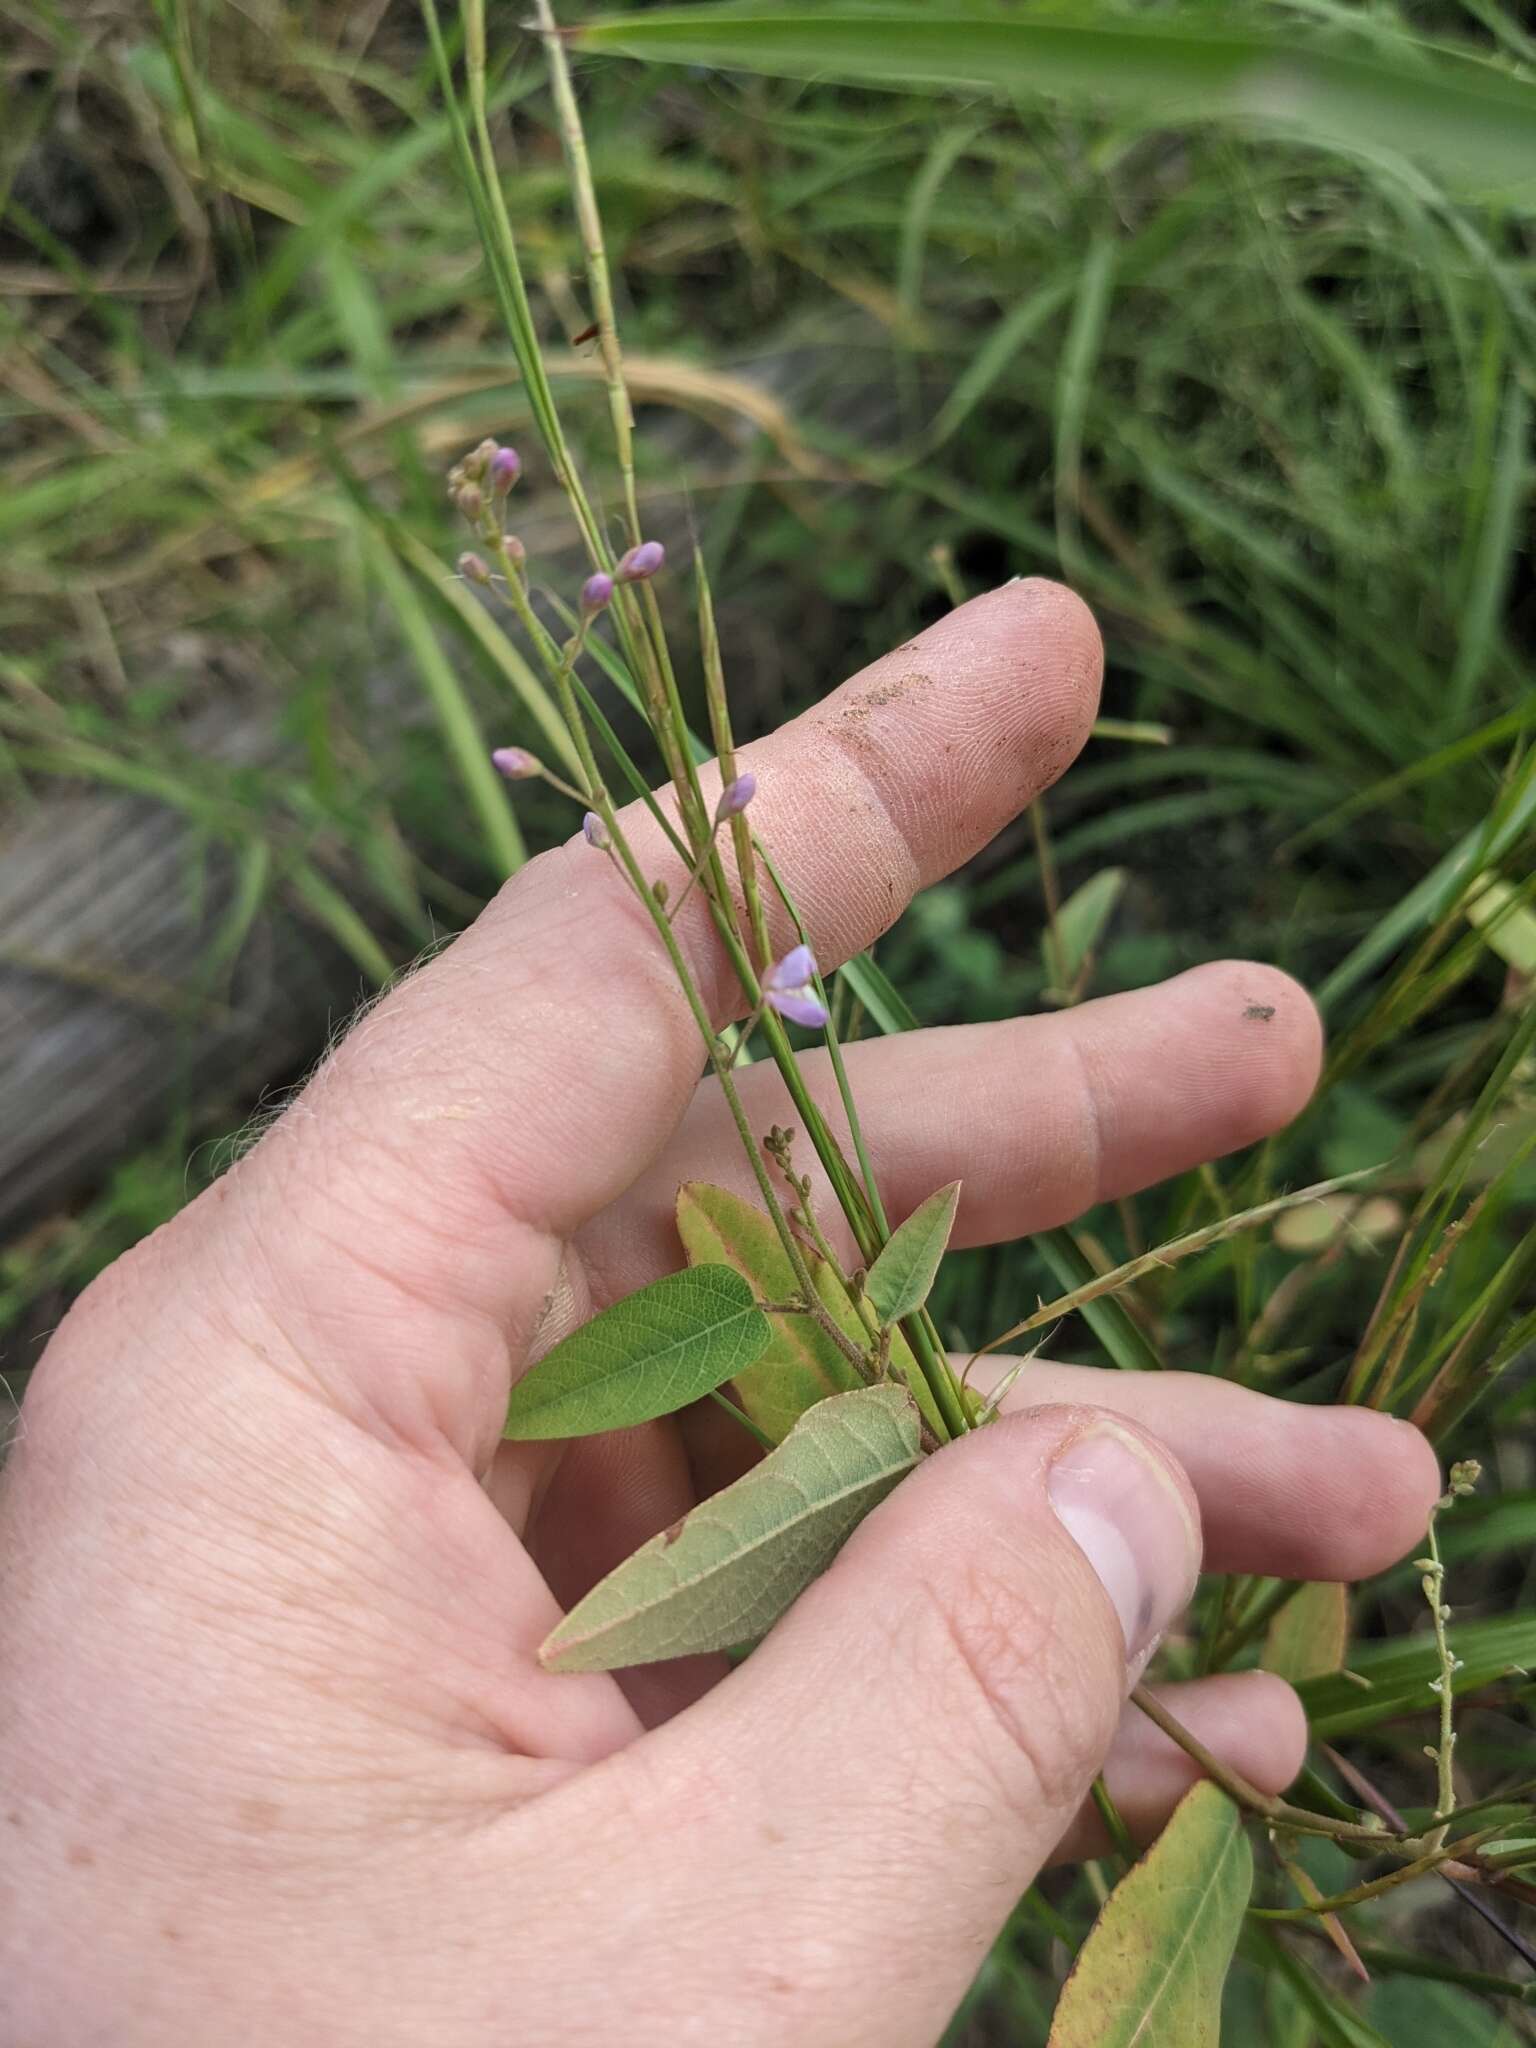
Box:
[2,2,1533,2040]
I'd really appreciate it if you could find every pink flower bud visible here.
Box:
[581,571,615,614]
[762,944,829,1030]
[715,771,756,823]
[500,534,526,564]
[617,539,666,582]
[455,482,483,520]
[491,746,538,779]
[489,446,521,494]
[458,552,491,585]
[583,811,611,850]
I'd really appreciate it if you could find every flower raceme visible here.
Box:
[762,945,829,1031]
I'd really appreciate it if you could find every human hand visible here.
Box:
[0,580,1439,2046]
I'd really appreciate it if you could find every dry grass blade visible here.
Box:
[973,1170,1372,1362]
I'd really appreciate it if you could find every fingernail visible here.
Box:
[1047,1424,1199,1660]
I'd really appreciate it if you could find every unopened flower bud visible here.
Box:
[617,539,666,582]
[583,810,611,850]
[500,534,526,564]
[489,446,521,494]
[458,551,491,585]
[491,746,538,779]
[581,571,615,614]
[715,771,756,823]
[455,482,483,521]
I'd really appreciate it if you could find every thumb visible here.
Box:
[598,1405,1201,2047]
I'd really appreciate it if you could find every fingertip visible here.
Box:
[985,577,1104,788]
[1179,960,1325,1138]
[1140,1671,1307,1801]
[1228,1670,1310,1794]
[1343,1409,1443,1565]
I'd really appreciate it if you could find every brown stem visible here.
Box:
[1130,1687,1408,1851]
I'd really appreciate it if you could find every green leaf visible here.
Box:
[1264,1582,1349,1684]
[1298,1611,1536,1738]
[503,1265,771,1441]
[1267,1937,1394,2047]
[1048,1782,1252,2046]
[1046,866,1128,993]
[1365,1978,1516,2048]
[676,1182,864,1443]
[539,1385,922,1671]
[574,12,1536,205]
[865,1182,961,1328]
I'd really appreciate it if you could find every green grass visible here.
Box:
[2,1,1534,2039]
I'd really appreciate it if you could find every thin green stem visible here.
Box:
[533,0,639,543]
[1090,1776,1137,1867]
[1251,1828,1505,1918]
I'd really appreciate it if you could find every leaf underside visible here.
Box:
[1047,1781,1253,2047]
[502,1263,770,1439]
[539,1383,922,1672]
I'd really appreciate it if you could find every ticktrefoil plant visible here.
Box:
[412,0,1536,2030]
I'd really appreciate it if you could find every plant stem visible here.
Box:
[1090,1776,1137,1866]
[533,0,639,542]
[1250,1827,1505,1918]
[1130,1686,1415,1851]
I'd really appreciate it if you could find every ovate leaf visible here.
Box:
[539,1384,921,1671]
[1047,1782,1252,2047]
[1265,1581,1349,1683]
[676,1181,864,1442]
[865,1182,961,1328]
[503,1265,770,1440]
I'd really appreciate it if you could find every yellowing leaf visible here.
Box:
[1048,1782,1252,2047]
[676,1182,864,1442]
[539,1384,921,1672]
[1265,1581,1349,1684]
[1465,872,1536,977]
[503,1264,769,1439]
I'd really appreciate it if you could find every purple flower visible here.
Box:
[458,551,491,585]
[488,445,521,494]
[617,539,666,582]
[491,746,538,780]
[583,811,611,850]
[715,771,756,823]
[762,944,829,1030]
[581,571,615,614]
